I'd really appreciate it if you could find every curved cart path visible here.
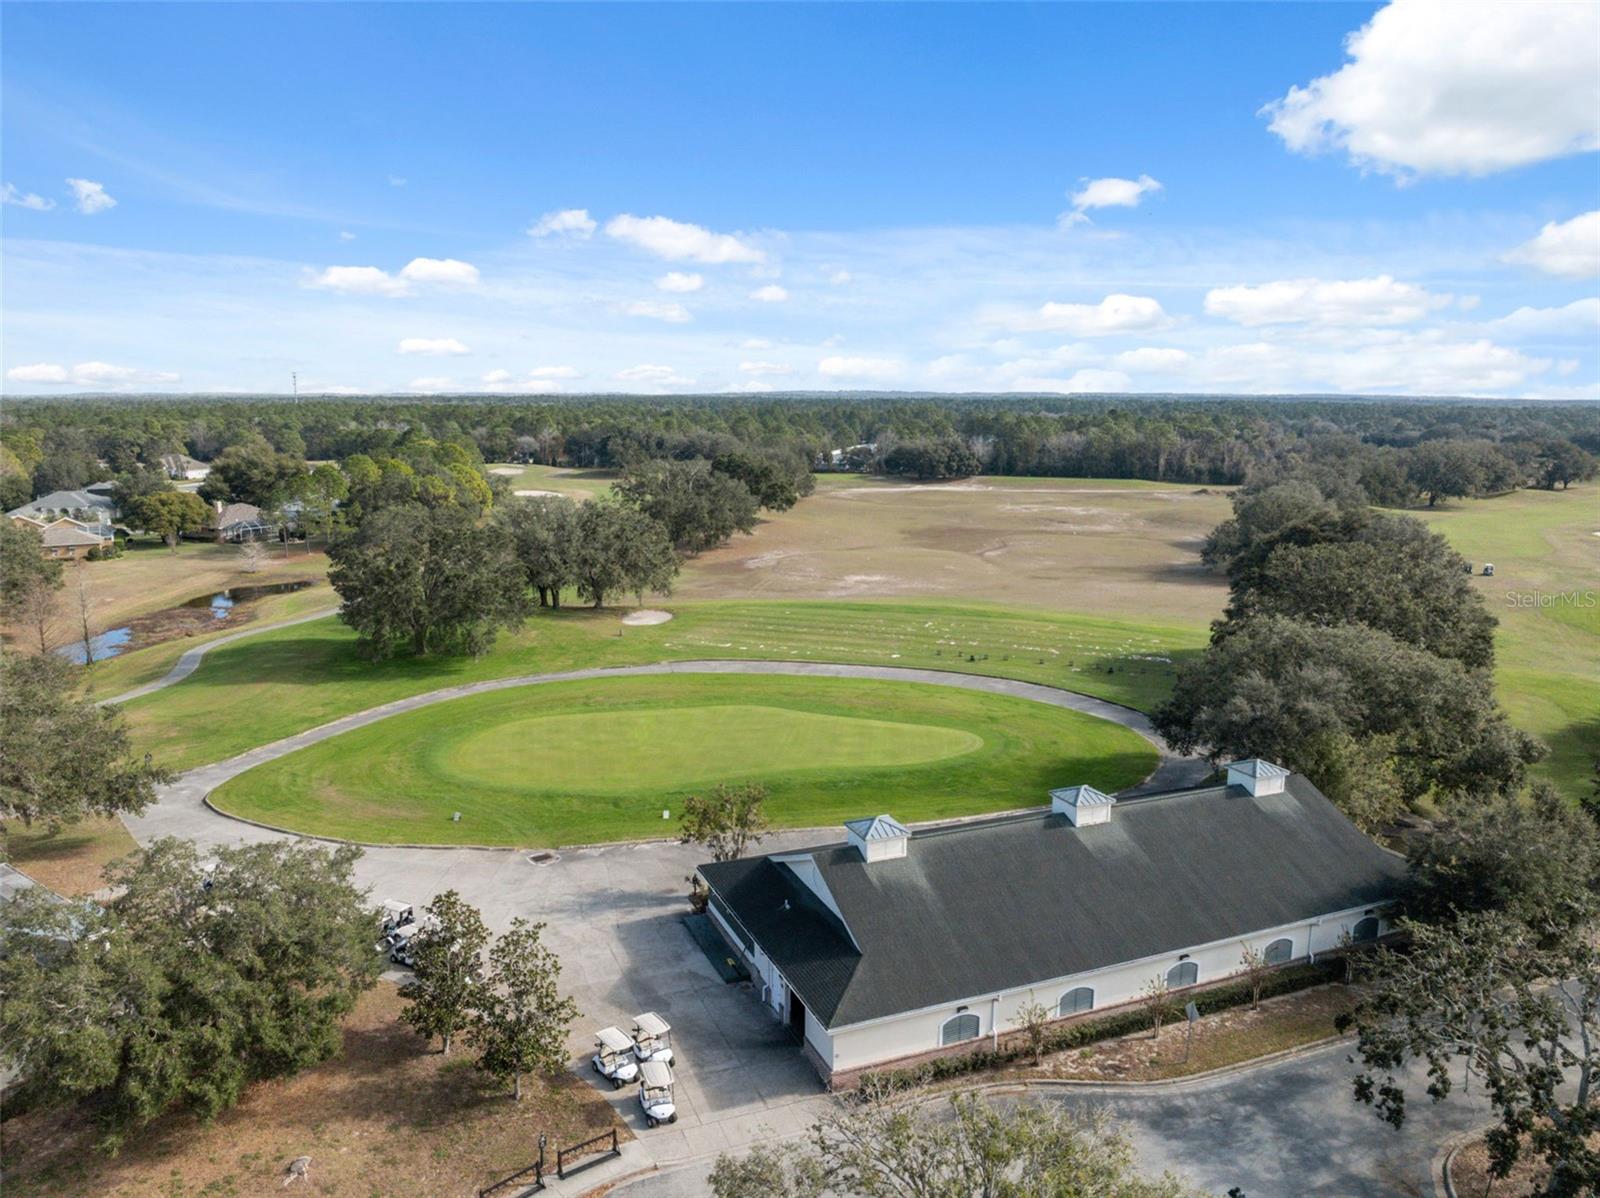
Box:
[99,606,341,706]
[127,657,1205,854]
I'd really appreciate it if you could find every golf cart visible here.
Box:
[378,900,413,934]
[591,1027,640,1089]
[386,922,422,967]
[630,1011,674,1064]
[637,1059,677,1127]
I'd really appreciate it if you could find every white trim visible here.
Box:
[826,900,1387,1034]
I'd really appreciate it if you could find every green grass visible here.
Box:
[208,674,1156,845]
[122,600,1207,773]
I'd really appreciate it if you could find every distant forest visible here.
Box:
[4,393,1597,510]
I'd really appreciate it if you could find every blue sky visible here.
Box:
[3,1,1597,398]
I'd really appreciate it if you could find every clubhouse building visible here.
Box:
[697,760,1406,1083]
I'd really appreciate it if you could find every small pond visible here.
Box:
[181,579,314,619]
[56,627,133,664]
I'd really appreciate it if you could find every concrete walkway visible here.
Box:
[98,606,340,706]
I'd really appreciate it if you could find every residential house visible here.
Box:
[9,514,114,560]
[158,453,211,481]
[207,500,274,542]
[7,487,118,526]
[698,759,1405,1084]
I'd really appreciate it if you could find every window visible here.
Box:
[1352,917,1380,943]
[940,1013,980,1046]
[1166,961,1198,988]
[1264,938,1294,965]
[1058,987,1094,1017]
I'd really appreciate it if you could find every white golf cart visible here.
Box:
[591,1027,640,1089]
[386,921,421,967]
[378,900,413,934]
[630,1011,674,1064]
[637,1059,677,1127]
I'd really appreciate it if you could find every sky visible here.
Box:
[2,0,1598,399]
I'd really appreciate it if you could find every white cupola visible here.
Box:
[1226,758,1291,796]
[845,814,910,863]
[1049,784,1117,827]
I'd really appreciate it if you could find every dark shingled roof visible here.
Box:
[699,774,1405,1029]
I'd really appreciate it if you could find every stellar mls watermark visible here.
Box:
[1502,589,1597,610]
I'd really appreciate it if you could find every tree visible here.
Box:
[400,890,489,1056]
[198,438,306,507]
[1010,999,1053,1066]
[1141,976,1175,1039]
[498,494,580,607]
[128,490,210,552]
[0,521,63,610]
[1200,480,1333,571]
[711,451,805,512]
[1238,944,1270,1010]
[471,919,580,1101]
[110,463,173,512]
[709,1080,1201,1198]
[0,838,379,1150]
[679,783,770,862]
[299,462,350,544]
[238,539,267,573]
[0,653,171,831]
[327,502,530,659]
[15,576,64,655]
[1341,912,1598,1196]
[570,498,678,609]
[616,458,759,554]
[1534,440,1598,491]
[1406,440,1484,507]
[880,438,982,482]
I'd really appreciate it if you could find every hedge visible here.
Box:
[859,958,1347,1088]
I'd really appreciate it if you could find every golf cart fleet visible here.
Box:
[631,1011,674,1064]
[637,1059,678,1127]
[591,1027,641,1088]
[374,901,430,968]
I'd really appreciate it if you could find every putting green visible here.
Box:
[209,673,1157,846]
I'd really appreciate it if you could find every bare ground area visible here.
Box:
[1449,1131,1600,1197]
[2,816,140,896]
[676,476,1233,623]
[0,983,626,1198]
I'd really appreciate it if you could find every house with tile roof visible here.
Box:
[697,759,1404,1083]
[8,514,115,560]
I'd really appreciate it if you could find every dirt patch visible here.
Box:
[1450,1130,1600,1196]
[514,489,563,498]
[621,609,674,626]
[488,466,524,476]
[2,816,139,897]
[0,983,626,1198]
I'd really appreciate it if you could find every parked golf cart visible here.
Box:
[630,1011,674,1064]
[591,1027,640,1089]
[385,921,423,968]
[637,1059,677,1127]
[378,900,413,934]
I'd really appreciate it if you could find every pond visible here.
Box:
[56,627,133,664]
[181,579,314,619]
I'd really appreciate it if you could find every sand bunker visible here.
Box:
[514,489,562,497]
[488,466,523,476]
[622,609,674,626]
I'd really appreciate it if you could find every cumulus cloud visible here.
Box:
[990,294,1171,336]
[750,284,789,303]
[529,365,580,379]
[1113,347,1193,372]
[740,361,794,376]
[620,299,692,323]
[398,257,480,286]
[2,184,54,211]
[481,369,513,384]
[337,230,356,242]
[1487,297,1600,338]
[656,271,704,293]
[528,208,597,239]
[397,337,470,355]
[1262,0,1600,178]
[828,269,852,285]
[304,265,412,297]
[605,214,764,263]
[1062,174,1161,225]
[1503,211,1600,279]
[7,361,177,385]
[1204,275,1449,327]
[817,355,903,381]
[616,364,695,386]
[65,178,116,214]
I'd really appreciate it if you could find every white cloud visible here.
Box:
[7,361,177,386]
[397,337,470,355]
[399,257,480,286]
[605,214,764,263]
[304,265,411,297]
[1487,298,1600,338]
[1063,174,1161,225]
[337,230,356,242]
[2,184,54,211]
[740,361,794,376]
[991,294,1171,336]
[65,178,116,214]
[6,362,69,383]
[620,299,692,323]
[529,365,580,379]
[725,380,777,394]
[750,284,789,303]
[1204,275,1449,326]
[481,369,513,384]
[829,269,852,285]
[387,175,407,187]
[1262,0,1600,178]
[817,355,903,381]
[408,376,455,391]
[1113,347,1193,372]
[616,364,695,386]
[528,208,597,239]
[1503,211,1600,279]
[739,338,774,350]
[656,271,704,293]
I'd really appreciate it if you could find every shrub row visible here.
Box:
[860,959,1347,1089]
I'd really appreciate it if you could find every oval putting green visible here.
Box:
[208,673,1157,846]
